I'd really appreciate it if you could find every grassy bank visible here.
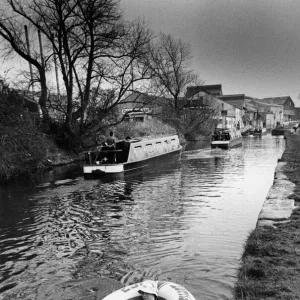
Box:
[0,117,179,183]
[234,133,300,300]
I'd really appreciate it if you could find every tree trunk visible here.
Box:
[39,68,50,131]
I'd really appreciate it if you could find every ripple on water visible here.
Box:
[0,136,285,300]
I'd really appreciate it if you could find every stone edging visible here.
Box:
[257,161,295,227]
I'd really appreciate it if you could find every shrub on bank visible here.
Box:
[114,118,177,141]
[0,91,60,182]
[0,91,182,182]
[0,120,59,182]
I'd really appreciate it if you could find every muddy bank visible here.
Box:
[234,132,300,299]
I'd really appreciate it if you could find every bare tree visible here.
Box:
[0,12,49,126]
[179,93,222,139]
[145,33,219,137]
[1,0,123,132]
[145,33,198,105]
[1,0,155,138]
[83,20,154,132]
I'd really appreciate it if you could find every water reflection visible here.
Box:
[0,135,285,300]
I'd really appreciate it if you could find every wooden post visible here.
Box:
[24,25,34,94]
[53,42,61,100]
[38,30,45,68]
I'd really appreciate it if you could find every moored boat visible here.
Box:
[211,128,243,149]
[82,135,182,179]
[241,127,250,137]
[253,126,266,135]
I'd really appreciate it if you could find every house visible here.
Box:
[119,92,164,122]
[258,96,297,122]
[251,100,283,128]
[216,94,257,128]
[186,84,223,98]
[295,107,300,120]
[215,94,284,129]
[217,94,247,110]
[183,87,243,131]
[120,87,244,135]
[185,85,244,129]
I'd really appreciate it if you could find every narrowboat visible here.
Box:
[82,135,182,179]
[211,128,243,149]
[252,126,267,136]
[241,127,250,137]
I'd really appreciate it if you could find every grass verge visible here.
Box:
[233,133,300,300]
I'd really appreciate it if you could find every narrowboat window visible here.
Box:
[134,145,144,156]
[146,143,154,153]
[156,142,163,152]
[171,139,177,148]
[164,140,171,150]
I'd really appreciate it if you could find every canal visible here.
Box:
[0,135,285,300]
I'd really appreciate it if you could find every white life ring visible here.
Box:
[102,280,196,300]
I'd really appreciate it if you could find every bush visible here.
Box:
[0,90,58,182]
[114,118,176,140]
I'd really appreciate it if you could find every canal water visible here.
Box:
[0,135,285,300]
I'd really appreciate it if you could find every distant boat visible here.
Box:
[271,121,300,136]
[253,126,267,136]
[241,127,250,137]
[211,128,243,149]
[82,135,182,179]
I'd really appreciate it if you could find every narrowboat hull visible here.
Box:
[249,127,267,136]
[83,149,181,179]
[211,128,243,149]
[83,135,182,179]
[211,136,243,149]
[241,129,250,137]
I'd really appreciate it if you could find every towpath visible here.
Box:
[234,131,300,299]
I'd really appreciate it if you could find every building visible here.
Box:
[295,107,300,120]
[119,92,164,122]
[186,84,223,98]
[185,84,244,129]
[258,96,297,122]
[215,94,285,129]
[216,94,258,129]
[251,100,283,128]
[183,87,243,131]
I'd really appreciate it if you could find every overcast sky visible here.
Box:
[122,0,300,106]
[1,0,300,106]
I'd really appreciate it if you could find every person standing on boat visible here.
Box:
[105,131,117,163]
[105,131,116,149]
[293,123,299,133]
